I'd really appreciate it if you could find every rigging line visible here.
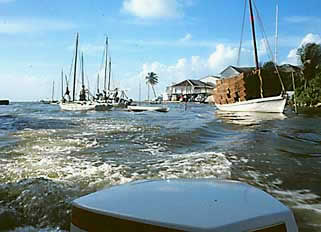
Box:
[67,47,75,87]
[100,45,105,72]
[237,0,247,66]
[253,0,285,92]
[253,0,273,62]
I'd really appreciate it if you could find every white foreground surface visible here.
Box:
[71,179,298,232]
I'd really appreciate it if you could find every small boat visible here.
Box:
[70,179,298,232]
[59,101,111,111]
[0,100,9,105]
[213,0,287,113]
[127,105,169,112]
[215,95,286,113]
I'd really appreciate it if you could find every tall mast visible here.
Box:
[248,0,259,69]
[61,69,64,99]
[81,52,85,89]
[274,0,279,64]
[108,56,111,91]
[97,74,100,93]
[72,33,79,101]
[52,80,55,101]
[104,36,108,92]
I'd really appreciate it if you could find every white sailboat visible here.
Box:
[60,33,111,111]
[214,0,287,113]
[95,36,132,108]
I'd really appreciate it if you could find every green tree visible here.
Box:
[295,72,321,106]
[297,43,321,87]
[145,72,159,99]
[294,43,321,107]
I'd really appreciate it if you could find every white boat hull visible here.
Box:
[215,95,287,113]
[70,179,298,232]
[127,106,169,112]
[59,102,112,111]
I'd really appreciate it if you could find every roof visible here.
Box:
[171,79,213,88]
[219,66,255,76]
[277,64,302,73]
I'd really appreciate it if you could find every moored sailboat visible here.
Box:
[95,36,132,108]
[213,0,287,113]
[59,33,111,111]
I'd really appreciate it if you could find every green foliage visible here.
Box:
[262,61,276,70]
[294,43,321,106]
[295,73,321,106]
[297,43,321,81]
[145,72,159,86]
[145,72,159,98]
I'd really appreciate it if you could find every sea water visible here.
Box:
[0,102,321,232]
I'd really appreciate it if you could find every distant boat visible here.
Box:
[40,81,59,104]
[0,99,9,105]
[59,33,111,111]
[127,105,169,113]
[213,0,287,113]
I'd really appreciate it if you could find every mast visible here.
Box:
[274,0,279,64]
[104,36,108,93]
[81,52,85,89]
[72,33,79,101]
[61,69,64,99]
[97,74,100,93]
[52,81,55,101]
[108,56,111,91]
[248,0,259,69]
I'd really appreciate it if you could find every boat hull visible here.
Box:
[215,95,287,113]
[0,100,9,105]
[127,106,169,112]
[59,102,112,111]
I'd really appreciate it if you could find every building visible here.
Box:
[200,75,221,86]
[219,66,256,79]
[166,79,215,102]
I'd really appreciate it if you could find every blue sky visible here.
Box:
[1,0,321,101]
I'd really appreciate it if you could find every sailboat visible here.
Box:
[95,36,132,108]
[49,81,59,104]
[213,0,287,113]
[59,33,111,111]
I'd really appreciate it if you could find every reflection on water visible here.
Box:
[215,111,287,126]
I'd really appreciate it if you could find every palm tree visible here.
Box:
[145,72,159,100]
[297,43,321,88]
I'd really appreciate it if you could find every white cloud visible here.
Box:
[122,0,183,19]
[208,44,239,73]
[283,33,321,65]
[0,18,76,34]
[121,43,250,100]
[299,33,321,46]
[179,33,192,42]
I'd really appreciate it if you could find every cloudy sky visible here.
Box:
[1,0,321,101]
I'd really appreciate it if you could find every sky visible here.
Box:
[0,0,321,101]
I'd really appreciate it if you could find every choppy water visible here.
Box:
[0,102,321,232]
